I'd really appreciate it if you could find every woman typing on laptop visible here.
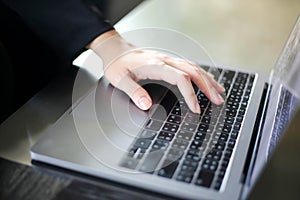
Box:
[1,0,224,121]
[88,29,225,113]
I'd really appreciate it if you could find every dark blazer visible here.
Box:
[0,0,113,122]
[2,0,113,61]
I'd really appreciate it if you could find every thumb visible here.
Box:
[115,75,152,110]
[131,87,153,110]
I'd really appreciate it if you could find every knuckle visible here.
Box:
[105,71,123,86]
[192,66,201,75]
[178,72,191,82]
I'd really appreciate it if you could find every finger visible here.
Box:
[176,72,201,114]
[132,64,201,113]
[203,70,226,94]
[110,74,153,110]
[208,74,226,93]
[194,73,225,105]
[164,58,224,105]
[202,71,226,95]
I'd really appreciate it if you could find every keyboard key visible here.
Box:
[233,122,242,131]
[120,157,139,169]
[214,177,223,190]
[177,130,193,141]
[181,164,198,172]
[162,122,179,133]
[151,105,168,121]
[237,72,249,80]
[230,130,239,140]
[167,115,183,124]
[198,94,209,107]
[146,119,163,131]
[185,152,201,162]
[202,158,219,172]
[151,139,169,151]
[211,142,226,152]
[225,103,239,111]
[201,65,210,71]
[177,165,196,183]
[205,150,222,161]
[185,113,201,124]
[236,115,244,123]
[194,131,207,141]
[224,148,233,159]
[175,100,189,110]
[139,151,164,173]
[182,158,199,168]
[181,122,197,132]
[201,115,218,126]
[218,167,227,179]
[197,91,209,101]
[172,138,189,150]
[211,133,228,143]
[222,157,230,168]
[225,111,237,117]
[222,70,235,81]
[166,148,184,160]
[133,138,152,149]
[227,139,236,149]
[127,146,146,159]
[240,101,248,109]
[171,106,188,116]
[187,149,202,156]
[209,67,222,81]
[190,140,203,150]
[198,123,214,134]
[157,159,179,178]
[176,172,194,183]
[190,141,207,151]
[226,100,239,108]
[216,123,232,134]
[195,170,214,187]
[139,130,157,140]
[158,131,175,141]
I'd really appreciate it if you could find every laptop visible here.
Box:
[30,16,300,200]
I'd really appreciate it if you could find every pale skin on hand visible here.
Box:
[88,30,225,114]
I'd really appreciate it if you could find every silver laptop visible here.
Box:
[30,16,300,200]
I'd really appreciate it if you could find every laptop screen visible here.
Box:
[272,15,300,97]
[267,16,300,154]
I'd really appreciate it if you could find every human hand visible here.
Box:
[88,30,225,113]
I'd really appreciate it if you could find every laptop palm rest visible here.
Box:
[68,78,170,167]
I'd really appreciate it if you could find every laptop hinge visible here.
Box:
[240,83,271,185]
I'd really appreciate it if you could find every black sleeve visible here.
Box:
[2,0,114,61]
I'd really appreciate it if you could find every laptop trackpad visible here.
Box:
[95,78,169,139]
[71,78,169,167]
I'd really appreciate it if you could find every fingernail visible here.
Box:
[138,96,151,110]
[194,101,201,114]
[219,84,225,93]
[212,91,224,104]
[220,85,226,93]
[217,93,224,104]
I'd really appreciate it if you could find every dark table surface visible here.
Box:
[0,157,177,200]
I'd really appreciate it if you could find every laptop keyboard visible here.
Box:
[120,66,255,191]
[268,86,299,156]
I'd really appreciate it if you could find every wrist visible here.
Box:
[87,29,118,50]
[88,29,135,67]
